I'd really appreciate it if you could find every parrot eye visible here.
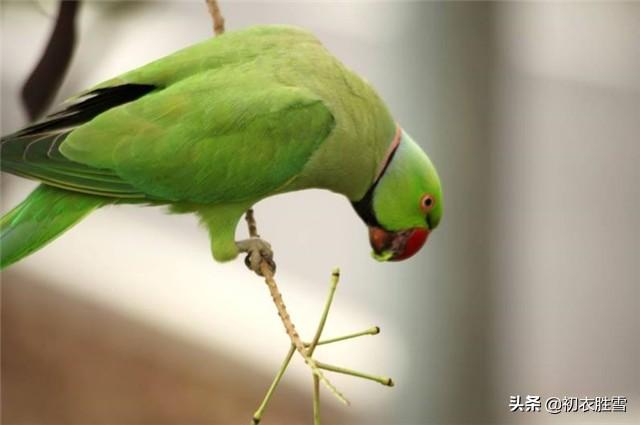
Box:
[420,194,435,213]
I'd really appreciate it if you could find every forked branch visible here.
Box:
[246,211,348,405]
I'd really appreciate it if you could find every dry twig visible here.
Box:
[205,0,225,35]
[246,211,348,406]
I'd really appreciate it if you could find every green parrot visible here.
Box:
[0,25,442,269]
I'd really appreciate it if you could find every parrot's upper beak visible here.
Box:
[368,226,430,262]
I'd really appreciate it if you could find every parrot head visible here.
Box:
[352,127,442,262]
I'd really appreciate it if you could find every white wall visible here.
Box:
[492,2,640,423]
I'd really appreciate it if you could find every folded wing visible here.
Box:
[61,67,335,203]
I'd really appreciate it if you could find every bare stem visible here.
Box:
[252,326,380,423]
[205,0,225,35]
[307,326,381,347]
[251,344,296,425]
[246,209,348,405]
[316,361,394,387]
[313,375,321,425]
[245,208,260,238]
[307,269,340,356]
[260,262,348,405]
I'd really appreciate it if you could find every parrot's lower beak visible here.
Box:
[368,226,430,262]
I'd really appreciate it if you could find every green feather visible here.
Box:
[62,72,336,203]
[373,130,443,231]
[1,185,108,268]
[1,24,409,267]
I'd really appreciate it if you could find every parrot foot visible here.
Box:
[236,237,276,276]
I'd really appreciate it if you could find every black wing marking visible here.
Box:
[1,84,156,198]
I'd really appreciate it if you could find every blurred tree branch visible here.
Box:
[21,0,81,121]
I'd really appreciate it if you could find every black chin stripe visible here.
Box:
[351,186,380,227]
[351,138,401,228]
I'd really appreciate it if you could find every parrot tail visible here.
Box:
[1,184,109,269]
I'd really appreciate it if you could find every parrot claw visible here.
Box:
[236,237,276,276]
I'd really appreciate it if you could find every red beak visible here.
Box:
[368,227,430,261]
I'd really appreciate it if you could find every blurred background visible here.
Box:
[1,1,638,424]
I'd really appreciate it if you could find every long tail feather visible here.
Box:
[1,184,108,269]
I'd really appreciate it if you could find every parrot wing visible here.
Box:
[0,84,155,198]
[60,66,335,203]
[2,26,334,203]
